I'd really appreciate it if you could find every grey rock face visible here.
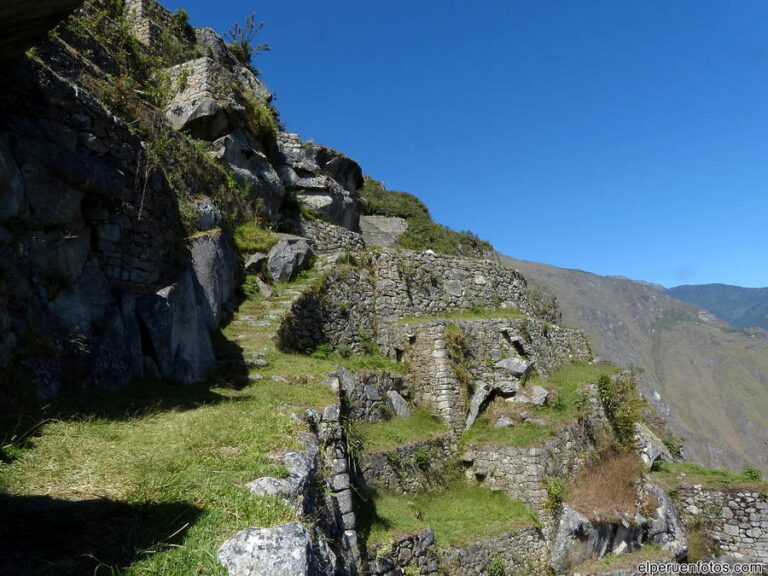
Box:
[644,483,688,559]
[550,505,643,575]
[494,356,532,378]
[275,133,362,230]
[50,258,111,333]
[244,252,268,275]
[0,134,24,221]
[189,229,239,329]
[634,422,673,469]
[386,390,411,418]
[268,235,314,283]
[465,381,493,430]
[137,268,216,384]
[508,385,549,406]
[195,196,223,230]
[0,0,84,60]
[494,415,514,428]
[210,130,285,220]
[217,522,335,576]
[359,215,408,248]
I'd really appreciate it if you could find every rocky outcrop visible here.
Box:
[268,234,314,283]
[218,522,337,576]
[0,0,83,60]
[189,229,239,329]
[275,133,363,230]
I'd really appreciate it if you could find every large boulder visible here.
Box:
[0,0,83,61]
[189,229,239,330]
[137,267,216,383]
[218,522,336,576]
[634,422,673,470]
[643,483,688,559]
[267,234,313,283]
[210,130,285,220]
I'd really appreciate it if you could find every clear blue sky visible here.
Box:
[164,0,768,288]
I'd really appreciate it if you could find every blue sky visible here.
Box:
[164,0,768,287]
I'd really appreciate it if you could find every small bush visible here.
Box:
[568,450,643,522]
[545,478,567,513]
[597,373,644,448]
[742,466,763,483]
[414,446,431,470]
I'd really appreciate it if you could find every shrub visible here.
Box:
[224,13,270,68]
[597,373,644,448]
[544,478,567,513]
[742,466,763,483]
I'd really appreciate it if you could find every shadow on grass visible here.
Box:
[0,494,203,576]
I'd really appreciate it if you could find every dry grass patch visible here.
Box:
[568,450,643,523]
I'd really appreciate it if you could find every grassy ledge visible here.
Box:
[462,362,620,447]
[360,483,537,548]
[651,461,768,492]
[354,408,449,453]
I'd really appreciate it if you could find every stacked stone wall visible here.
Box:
[462,387,612,507]
[373,249,557,323]
[357,436,456,495]
[283,217,366,253]
[676,485,768,562]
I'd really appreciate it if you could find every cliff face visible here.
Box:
[0,0,83,60]
[0,0,364,405]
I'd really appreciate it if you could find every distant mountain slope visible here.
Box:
[500,255,768,472]
[666,284,768,331]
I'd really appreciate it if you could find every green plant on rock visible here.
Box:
[414,446,431,470]
[742,466,763,483]
[544,478,567,514]
[485,554,506,576]
[597,373,644,448]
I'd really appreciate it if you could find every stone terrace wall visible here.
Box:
[676,485,768,562]
[377,319,592,432]
[373,249,558,323]
[357,436,456,495]
[365,527,547,576]
[438,528,548,576]
[283,217,365,253]
[277,266,376,354]
[462,387,613,507]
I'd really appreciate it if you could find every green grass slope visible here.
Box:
[666,283,768,331]
[500,255,768,473]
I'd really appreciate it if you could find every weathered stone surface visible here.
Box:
[194,196,222,230]
[268,235,313,283]
[550,505,642,575]
[465,381,493,430]
[137,268,216,384]
[359,215,408,248]
[0,0,83,61]
[386,390,411,418]
[50,258,111,333]
[508,385,549,406]
[247,476,293,500]
[494,415,514,428]
[634,422,673,469]
[218,522,335,576]
[210,130,285,220]
[275,133,362,230]
[494,356,532,377]
[189,229,239,329]
[644,483,688,559]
